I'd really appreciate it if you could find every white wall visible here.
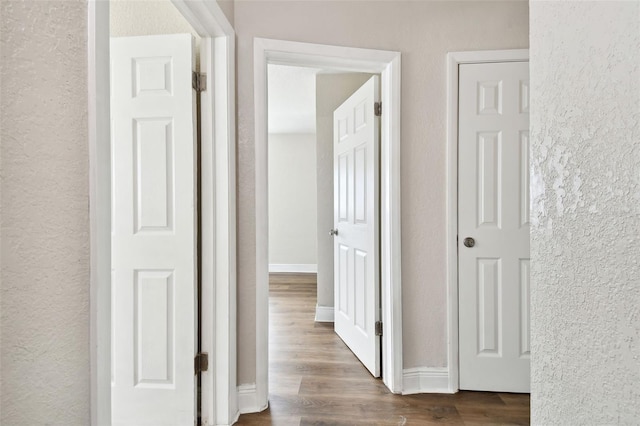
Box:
[1,1,90,423]
[234,0,529,384]
[268,133,318,269]
[315,73,374,308]
[530,1,640,423]
[217,0,234,26]
[110,0,201,67]
[110,0,199,39]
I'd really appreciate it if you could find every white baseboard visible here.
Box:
[209,411,239,426]
[402,367,454,394]
[314,305,334,322]
[237,383,263,414]
[268,263,317,273]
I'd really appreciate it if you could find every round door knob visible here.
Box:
[330,229,339,236]
[463,237,475,248]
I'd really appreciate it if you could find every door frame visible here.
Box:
[445,49,529,393]
[88,1,237,424]
[252,38,403,409]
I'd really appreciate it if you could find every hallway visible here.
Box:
[236,274,530,425]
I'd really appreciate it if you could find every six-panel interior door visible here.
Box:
[333,76,381,377]
[458,61,530,393]
[110,34,197,424]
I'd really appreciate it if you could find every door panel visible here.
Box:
[519,259,531,357]
[111,34,197,425]
[134,269,174,386]
[333,76,380,377]
[134,118,174,232]
[458,61,530,393]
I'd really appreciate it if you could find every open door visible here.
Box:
[110,34,198,425]
[332,76,381,377]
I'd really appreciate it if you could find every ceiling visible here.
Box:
[268,64,321,134]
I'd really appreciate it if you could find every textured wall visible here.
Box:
[110,0,233,37]
[315,73,374,308]
[234,0,529,384]
[110,0,198,38]
[530,1,640,423]
[268,133,318,265]
[1,1,90,424]
[110,0,201,67]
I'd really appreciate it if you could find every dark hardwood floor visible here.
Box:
[236,273,530,425]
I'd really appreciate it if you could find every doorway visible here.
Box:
[252,39,403,411]
[446,49,530,394]
[266,62,381,389]
[88,1,236,424]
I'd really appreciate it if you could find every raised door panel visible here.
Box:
[338,153,350,223]
[477,258,501,356]
[519,131,530,228]
[134,270,174,387]
[354,145,367,225]
[354,249,368,333]
[519,259,531,358]
[337,244,350,317]
[133,56,173,97]
[134,118,174,233]
[477,132,502,229]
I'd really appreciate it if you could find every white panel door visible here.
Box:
[458,61,530,392]
[111,34,197,424]
[333,76,381,377]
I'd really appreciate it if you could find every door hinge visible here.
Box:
[374,102,382,117]
[194,352,209,374]
[375,321,383,336]
[192,72,207,92]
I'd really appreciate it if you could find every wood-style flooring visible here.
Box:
[236,273,530,425]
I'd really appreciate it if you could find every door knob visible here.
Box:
[330,229,339,236]
[463,237,475,248]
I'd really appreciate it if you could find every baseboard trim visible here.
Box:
[230,411,240,426]
[237,383,267,414]
[210,411,239,426]
[268,263,317,273]
[402,367,454,394]
[314,305,334,322]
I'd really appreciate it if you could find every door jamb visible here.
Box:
[445,49,529,393]
[88,1,237,424]
[253,38,403,411]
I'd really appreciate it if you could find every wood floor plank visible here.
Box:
[236,273,530,425]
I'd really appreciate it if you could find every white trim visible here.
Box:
[237,384,267,415]
[446,49,529,395]
[314,305,335,323]
[254,38,403,410]
[171,0,233,38]
[90,1,236,424]
[402,368,452,395]
[268,264,317,273]
[88,1,111,424]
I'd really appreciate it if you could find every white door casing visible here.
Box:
[253,39,403,404]
[111,34,197,424]
[333,76,381,377]
[458,61,530,393]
